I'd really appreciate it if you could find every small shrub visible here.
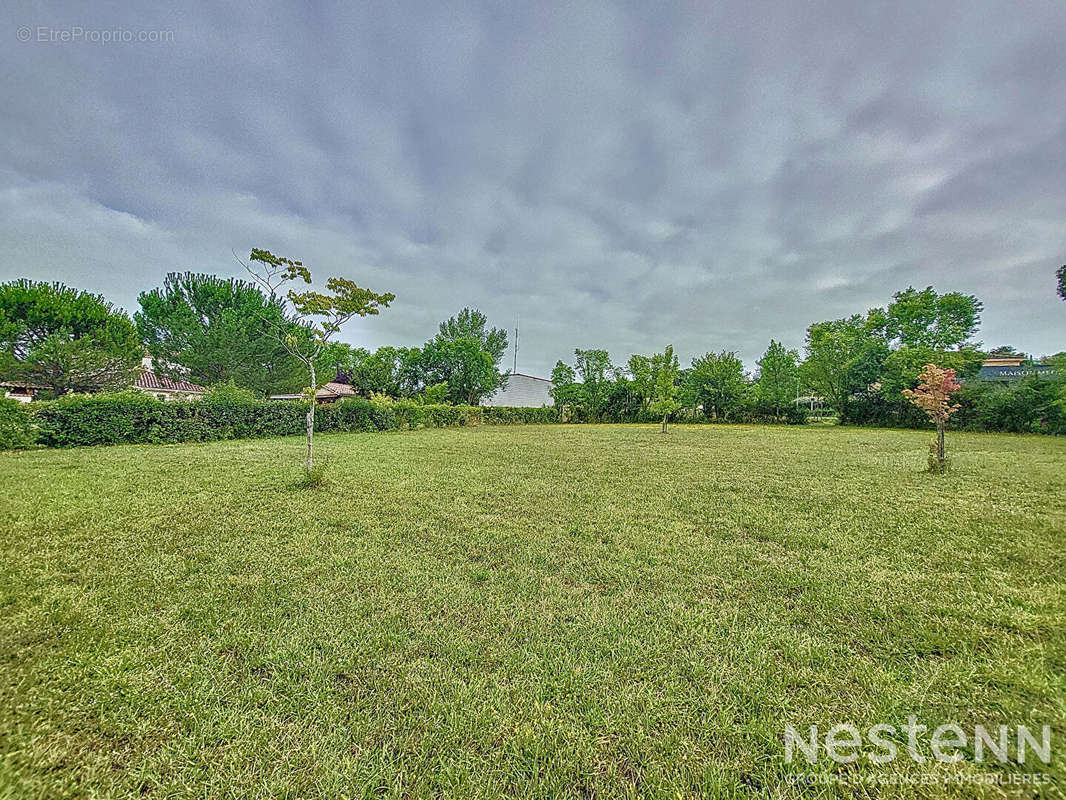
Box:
[295,460,329,489]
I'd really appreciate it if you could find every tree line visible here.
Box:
[0,271,511,408]
[548,282,1064,432]
[2,264,1064,434]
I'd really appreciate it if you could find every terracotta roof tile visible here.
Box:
[135,371,206,393]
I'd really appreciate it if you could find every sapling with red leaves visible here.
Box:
[902,363,961,472]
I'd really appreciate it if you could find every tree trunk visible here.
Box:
[936,420,945,464]
[661,414,668,434]
[306,363,316,473]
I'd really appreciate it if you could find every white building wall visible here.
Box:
[483,373,553,407]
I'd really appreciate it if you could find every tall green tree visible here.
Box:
[627,354,653,413]
[648,345,681,433]
[688,351,747,420]
[421,308,507,405]
[801,315,887,415]
[436,307,508,363]
[136,273,304,394]
[0,279,142,396]
[573,348,615,421]
[755,339,800,417]
[869,286,982,350]
[550,361,580,410]
[242,249,394,474]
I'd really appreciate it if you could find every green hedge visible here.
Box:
[0,398,36,449]
[17,392,559,448]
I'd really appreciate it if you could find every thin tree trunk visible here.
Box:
[937,420,945,463]
[661,414,668,434]
[306,363,316,473]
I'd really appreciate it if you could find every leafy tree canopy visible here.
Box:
[648,345,681,431]
[868,286,982,351]
[422,308,507,406]
[0,279,142,395]
[688,350,747,420]
[136,272,307,395]
[755,340,800,416]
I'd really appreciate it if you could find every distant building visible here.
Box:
[133,356,206,401]
[3,356,206,402]
[1,381,43,403]
[269,381,357,405]
[977,354,1058,382]
[483,373,553,407]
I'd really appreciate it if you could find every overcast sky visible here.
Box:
[3,1,1065,376]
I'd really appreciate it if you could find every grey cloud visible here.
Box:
[2,0,1065,380]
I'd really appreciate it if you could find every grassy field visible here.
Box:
[1,424,1064,798]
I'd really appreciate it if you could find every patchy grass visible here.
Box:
[0,424,1063,798]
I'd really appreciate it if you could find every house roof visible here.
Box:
[982,355,1026,367]
[318,381,357,398]
[135,371,206,393]
[269,381,358,400]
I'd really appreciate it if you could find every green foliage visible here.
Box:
[247,248,395,337]
[346,345,424,397]
[868,286,982,350]
[548,350,619,422]
[549,361,580,411]
[755,340,799,417]
[0,279,142,396]
[421,308,508,406]
[295,460,329,489]
[801,315,887,415]
[953,375,1066,435]
[422,337,499,406]
[1057,265,1065,302]
[648,345,681,431]
[0,398,36,449]
[135,273,305,394]
[687,350,747,421]
[203,379,260,404]
[626,354,653,413]
[30,391,301,447]
[24,392,558,448]
[418,382,450,405]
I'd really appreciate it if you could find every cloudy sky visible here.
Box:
[3,1,1065,376]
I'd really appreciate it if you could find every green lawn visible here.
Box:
[1,424,1064,798]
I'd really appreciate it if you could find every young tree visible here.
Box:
[648,345,681,433]
[755,339,799,417]
[242,248,394,474]
[0,279,142,396]
[902,363,962,472]
[136,273,305,394]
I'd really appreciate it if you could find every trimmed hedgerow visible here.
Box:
[19,392,558,448]
[0,398,37,449]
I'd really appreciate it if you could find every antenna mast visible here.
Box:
[513,314,519,374]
